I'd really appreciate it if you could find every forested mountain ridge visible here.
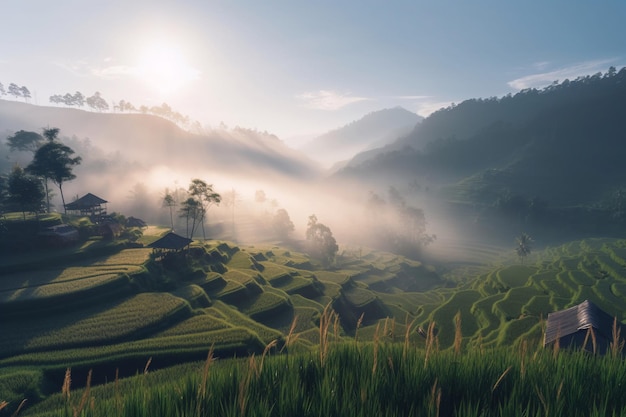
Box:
[338,67,626,208]
[0,100,320,180]
[298,107,422,167]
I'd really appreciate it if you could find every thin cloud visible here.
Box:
[296,90,370,110]
[394,95,432,100]
[508,59,617,90]
[415,100,455,118]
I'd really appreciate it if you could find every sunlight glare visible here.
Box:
[136,43,200,95]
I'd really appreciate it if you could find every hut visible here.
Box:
[148,232,192,258]
[65,193,108,219]
[544,300,626,354]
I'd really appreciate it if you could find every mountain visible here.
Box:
[334,67,626,242]
[298,107,422,168]
[0,100,319,180]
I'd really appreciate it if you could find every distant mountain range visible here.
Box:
[297,107,422,168]
[338,67,626,209]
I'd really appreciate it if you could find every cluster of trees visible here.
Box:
[162,180,221,240]
[366,187,435,257]
[49,91,109,112]
[0,79,194,128]
[0,82,31,101]
[1,128,81,218]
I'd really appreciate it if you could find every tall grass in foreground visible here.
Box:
[19,336,626,417]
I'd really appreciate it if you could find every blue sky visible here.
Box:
[2,0,625,141]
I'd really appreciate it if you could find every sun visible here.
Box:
[136,43,200,95]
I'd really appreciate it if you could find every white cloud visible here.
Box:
[92,65,137,79]
[508,59,617,90]
[394,95,431,100]
[415,100,454,118]
[296,90,370,110]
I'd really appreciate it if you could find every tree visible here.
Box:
[19,86,31,102]
[8,83,21,99]
[0,82,5,96]
[305,214,338,267]
[6,130,44,153]
[86,92,109,112]
[272,208,294,241]
[516,233,533,263]
[27,128,81,213]
[179,197,201,238]
[8,166,45,220]
[162,191,176,231]
[188,179,221,240]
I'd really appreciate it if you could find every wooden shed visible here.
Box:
[544,300,626,354]
[148,232,193,254]
[65,193,108,218]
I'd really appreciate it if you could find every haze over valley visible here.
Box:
[3,3,626,416]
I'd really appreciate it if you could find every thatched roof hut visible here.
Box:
[544,300,626,353]
[65,193,108,217]
[148,232,192,252]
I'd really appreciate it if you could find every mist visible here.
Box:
[0,100,512,265]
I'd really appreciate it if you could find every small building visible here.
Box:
[38,224,79,245]
[65,193,108,219]
[148,232,193,256]
[544,299,626,354]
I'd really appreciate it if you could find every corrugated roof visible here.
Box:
[544,300,623,346]
[148,232,192,250]
[65,193,108,209]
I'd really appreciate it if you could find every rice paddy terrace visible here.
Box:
[3,232,626,410]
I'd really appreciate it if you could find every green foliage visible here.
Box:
[17,343,626,417]
[305,214,338,267]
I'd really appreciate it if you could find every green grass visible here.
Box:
[16,342,626,417]
[0,293,192,356]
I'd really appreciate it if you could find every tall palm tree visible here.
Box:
[516,232,533,264]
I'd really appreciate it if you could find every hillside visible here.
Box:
[0,100,319,181]
[298,107,422,168]
[335,67,626,243]
[340,68,626,196]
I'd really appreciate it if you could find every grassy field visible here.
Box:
[3,216,626,415]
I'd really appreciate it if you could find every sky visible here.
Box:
[2,0,625,142]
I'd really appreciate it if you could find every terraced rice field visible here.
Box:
[5,235,626,394]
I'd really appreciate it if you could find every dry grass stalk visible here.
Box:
[519,340,527,379]
[198,345,215,401]
[282,315,300,353]
[0,401,7,412]
[552,328,561,358]
[492,366,512,393]
[429,379,441,416]
[453,310,462,355]
[355,312,365,342]
[372,322,380,376]
[319,303,335,366]
[73,369,92,417]
[62,368,72,401]
[424,321,437,366]
[382,318,389,340]
[11,399,27,417]
[611,316,624,357]
[238,361,253,417]
[333,312,340,341]
[143,357,152,375]
[590,326,597,354]
[260,339,278,373]
[403,315,416,361]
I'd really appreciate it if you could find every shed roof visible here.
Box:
[148,232,192,250]
[544,300,623,346]
[65,193,108,210]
